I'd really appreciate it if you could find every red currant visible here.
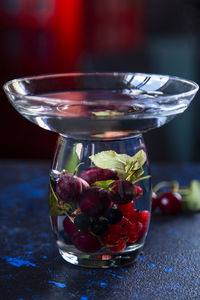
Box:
[139,210,150,226]
[127,225,139,243]
[118,201,134,216]
[109,238,126,252]
[159,192,182,215]
[134,185,143,199]
[119,217,131,236]
[101,225,121,245]
[127,209,141,224]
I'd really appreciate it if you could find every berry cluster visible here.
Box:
[52,167,150,253]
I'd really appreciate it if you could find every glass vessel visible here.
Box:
[3,73,198,268]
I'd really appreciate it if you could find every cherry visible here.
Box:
[79,167,118,185]
[56,173,89,203]
[63,217,78,237]
[152,192,159,212]
[72,232,101,253]
[108,180,136,204]
[159,192,182,215]
[80,187,111,217]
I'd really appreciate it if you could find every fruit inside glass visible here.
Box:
[3,73,198,268]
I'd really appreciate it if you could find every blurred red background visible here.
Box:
[0,0,199,161]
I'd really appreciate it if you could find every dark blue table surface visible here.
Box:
[1,160,200,300]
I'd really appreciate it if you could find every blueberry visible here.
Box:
[91,219,109,236]
[104,208,123,224]
[74,213,91,231]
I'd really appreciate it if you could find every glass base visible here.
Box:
[59,244,143,268]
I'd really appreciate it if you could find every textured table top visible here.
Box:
[1,160,200,300]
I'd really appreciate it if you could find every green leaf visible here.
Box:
[92,180,115,189]
[49,181,71,216]
[89,149,147,182]
[92,111,124,117]
[89,150,125,178]
[65,144,79,174]
[182,180,200,211]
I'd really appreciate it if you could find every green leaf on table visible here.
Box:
[182,180,200,211]
[89,149,147,183]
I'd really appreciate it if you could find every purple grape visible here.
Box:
[79,167,119,185]
[80,187,111,217]
[72,232,101,253]
[56,173,89,203]
[63,217,78,237]
[108,180,136,204]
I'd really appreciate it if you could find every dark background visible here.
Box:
[0,0,199,162]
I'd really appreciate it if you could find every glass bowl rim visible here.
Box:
[3,72,199,102]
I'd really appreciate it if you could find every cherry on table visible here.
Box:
[159,192,182,215]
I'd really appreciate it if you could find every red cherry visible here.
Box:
[73,232,101,253]
[80,187,111,217]
[79,167,119,185]
[108,180,136,204]
[152,192,159,212]
[159,192,182,215]
[63,217,78,237]
[56,173,89,203]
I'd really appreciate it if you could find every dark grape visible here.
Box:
[74,213,91,231]
[56,173,89,203]
[91,219,109,236]
[79,167,119,185]
[104,208,123,224]
[72,232,101,253]
[108,180,135,204]
[80,187,111,217]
